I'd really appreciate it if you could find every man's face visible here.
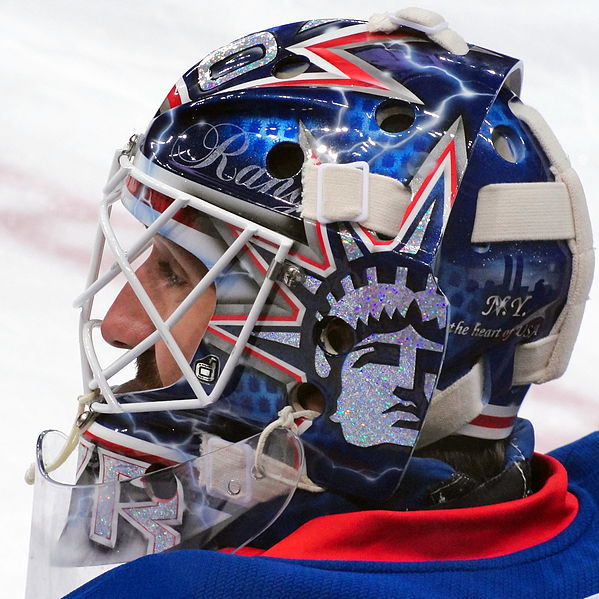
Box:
[100,234,216,391]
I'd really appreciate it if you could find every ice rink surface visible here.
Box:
[1,1,597,596]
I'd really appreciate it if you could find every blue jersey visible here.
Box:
[65,433,599,599]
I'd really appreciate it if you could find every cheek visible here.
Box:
[154,287,217,385]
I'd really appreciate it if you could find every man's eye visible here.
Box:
[158,260,188,287]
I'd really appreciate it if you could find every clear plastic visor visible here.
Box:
[26,427,303,599]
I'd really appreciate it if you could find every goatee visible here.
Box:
[114,349,163,393]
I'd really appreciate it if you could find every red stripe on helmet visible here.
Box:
[469,414,517,429]
[166,85,182,109]
[126,177,198,229]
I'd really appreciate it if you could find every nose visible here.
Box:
[101,277,155,349]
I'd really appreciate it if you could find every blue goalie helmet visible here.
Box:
[74,10,593,504]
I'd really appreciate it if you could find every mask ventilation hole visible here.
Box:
[289,382,325,415]
[143,463,178,501]
[272,55,310,79]
[375,99,415,133]
[210,46,265,80]
[492,126,525,163]
[316,316,356,355]
[266,142,305,179]
[472,243,491,254]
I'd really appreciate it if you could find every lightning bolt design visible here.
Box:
[346,41,495,166]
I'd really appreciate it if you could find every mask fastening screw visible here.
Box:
[121,134,139,158]
[76,406,95,429]
[281,263,305,287]
[227,480,242,495]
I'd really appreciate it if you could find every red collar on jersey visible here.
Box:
[234,454,578,561]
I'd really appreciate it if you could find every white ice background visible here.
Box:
[1,1,598,596]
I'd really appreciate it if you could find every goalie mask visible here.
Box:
[28,9,593,598]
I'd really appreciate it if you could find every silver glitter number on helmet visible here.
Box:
[197,31,278,91]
